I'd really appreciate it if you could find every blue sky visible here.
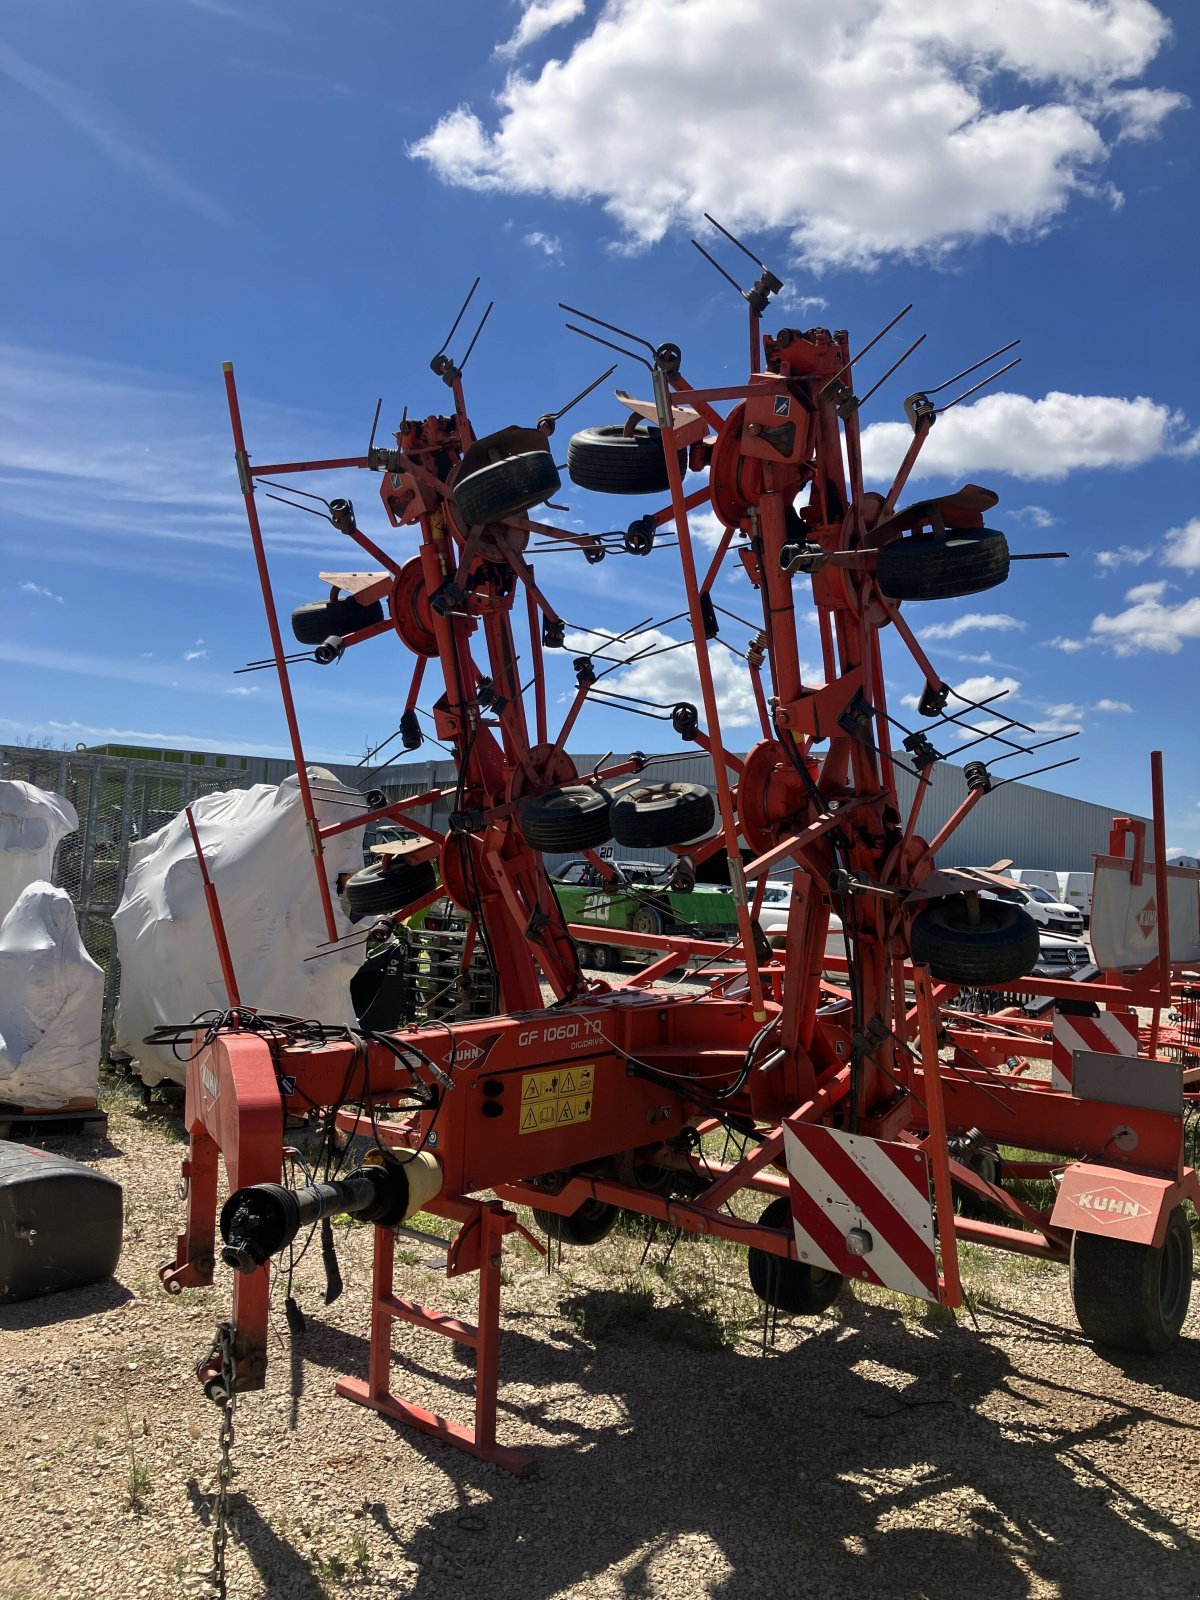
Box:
[1,1,1198,844]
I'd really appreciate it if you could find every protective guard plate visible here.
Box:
[782,1122,938,1302]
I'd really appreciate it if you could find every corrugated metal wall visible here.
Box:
[353,749,1140,873]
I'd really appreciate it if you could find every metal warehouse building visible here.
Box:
[325,750,1135,875]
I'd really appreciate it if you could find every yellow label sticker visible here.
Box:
[519,1066,596,1133]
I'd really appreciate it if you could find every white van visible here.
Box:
[1060,871,1094,926]
[1009,868,1062,898]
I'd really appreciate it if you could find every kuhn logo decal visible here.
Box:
[1069,1185,1149,1223]
[200,1064,220,1105]
[441,1031,501,1070]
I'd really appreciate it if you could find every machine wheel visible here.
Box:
[875,531,1010,602]
[611,783,715,847]
[566,424,684,495]
[1071,1206,1193,1354]
[533,1199,619,1246]
[629,905,662,937]
[575,942,594,968]
[909,896,1039,985]
[747,1196,843,1314]
[587,941,619,972]
[291,594,384,645]
[341,859,437,918]
[453,450,561,526]
[520,785,613,850]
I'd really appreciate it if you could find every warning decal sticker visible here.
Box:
[519,1065,595,1134]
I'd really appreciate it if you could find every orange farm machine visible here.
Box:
[162,239,1200,1490]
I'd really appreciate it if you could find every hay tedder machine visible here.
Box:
[163,231,1199,1498]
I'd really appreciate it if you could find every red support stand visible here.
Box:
[336,1202,534,1477]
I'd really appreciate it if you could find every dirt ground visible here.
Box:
[2,1082,1198,1600]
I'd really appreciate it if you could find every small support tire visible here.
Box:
[567,424,685,495]
[1071,1205,1193,1354]
[909,896,1039,986]
[611,783,715,847]
[533,1199,619,1246]
[292,595,384,645]
[341,859,437,919]
[747,1196,843,1314]
[453,451,560,526]
[875,531,1010,602]
[520,785,612,851]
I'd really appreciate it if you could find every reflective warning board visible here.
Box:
[519,1065,595,1134]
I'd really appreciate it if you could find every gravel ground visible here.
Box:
[2,1082,1199,1600]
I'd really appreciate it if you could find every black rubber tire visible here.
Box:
[567,424,685,495]
[291,594,384,645]
[747,1196,844,1314]
[520,785,612,851]
[629,905,662,937]
[575,943,595,968]
[587,941,620,973]
[533,1198,619,1246]
[610,783,715,847]
[875,531,1010,602]
[453,450,560,526]
[909,896,1040,986]
[342,859,437,918]
[1070,1206,1193,1354]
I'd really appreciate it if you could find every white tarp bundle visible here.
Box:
[0,780,78,927]
[112,768,368,1086]
[0,882,103,1107]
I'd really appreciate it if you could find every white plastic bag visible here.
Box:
[112,768,368,1085]
[0,780,78,927]
[0,882,103,1108]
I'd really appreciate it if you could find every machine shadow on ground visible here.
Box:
[284,1282,1200,1600]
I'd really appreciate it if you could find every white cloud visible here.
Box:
[1047,635,1087,652]
[565,623,766,727]
[412,0,1179,269]
[686,509,730,549]
[948,673,1020,706]
[16,579,63,602]
[495,0,586,58]
[1089,579,1200,655]
[921,612,1024,640]
[184,639,208,662]
[1011,505,1058,527]
[1162,518,1200,571]
[1095,543,1152,571]
[1094,698,1132,712]
[523,229,563,258]
[0,42,232,225]
[860,390,1198,484]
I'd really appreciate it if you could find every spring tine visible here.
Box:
[938,356,1022,413]
[854,333,928,409]
[702,212,767,270]
[987,730,1076,766]
[922,339,1020,398]
[367,397,382,455]
[819,304,913,396]
[691,238,745,298]
[559,302,658,356]
[433,277,480,360]
[564,323,654,372]
[991,755,1080,789]
[260,491,332,521]
[544,365,619,423]
[459,300,494,370]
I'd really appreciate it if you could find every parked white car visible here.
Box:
[982,880,1084,937]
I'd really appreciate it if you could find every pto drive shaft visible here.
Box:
[219,1153,442,1273]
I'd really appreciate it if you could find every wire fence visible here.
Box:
[1,744,257,1058]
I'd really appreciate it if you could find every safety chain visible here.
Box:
[196,1323,238,1599]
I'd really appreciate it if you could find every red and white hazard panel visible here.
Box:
[781,1123,939,1303]
[1050,1009,1138,1092]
